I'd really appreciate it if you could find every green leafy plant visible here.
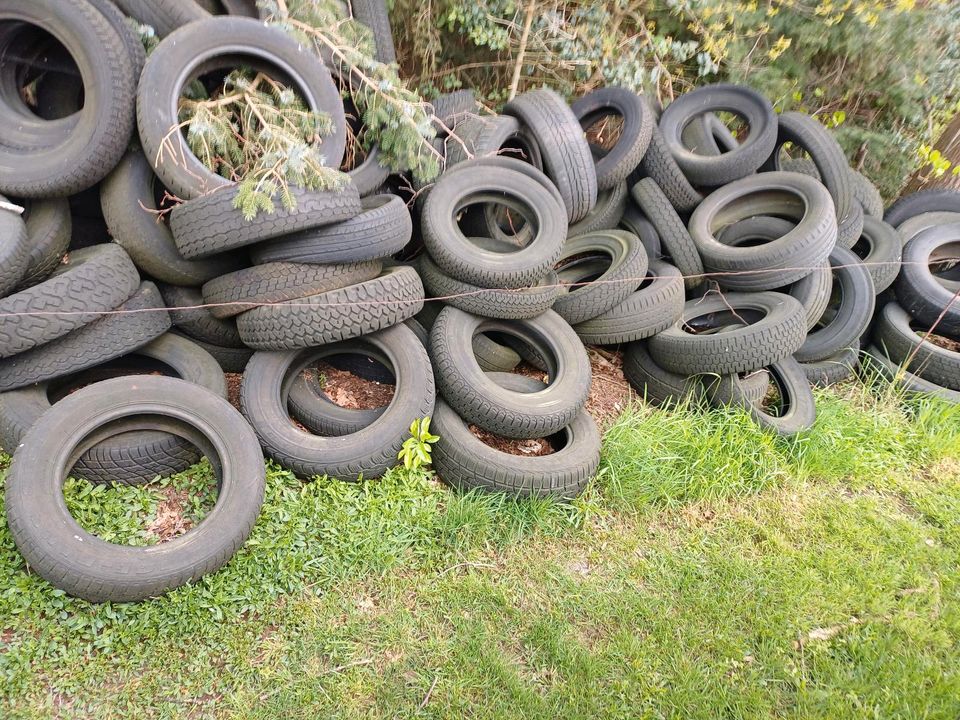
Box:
[398,416,440,470]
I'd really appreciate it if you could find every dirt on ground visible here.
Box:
[926,332,960,352]
[311,362,395,409]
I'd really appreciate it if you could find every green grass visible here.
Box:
[0,382,959,718]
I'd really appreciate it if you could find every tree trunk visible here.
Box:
[905,111,960,194]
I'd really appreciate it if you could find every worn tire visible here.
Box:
[5,375,265,602]
[240,322,435,479]
[649,291,806,375]
[850,215,902,293]
[895,223,960,338]
[799,345,860,388]
[0,199,29,296]
[430,307,591,439]
[236,266,424,350]
[884,189,960,228]
[0,244,140,360]
[432,388,600,500]
[137,17,346,200]
[571,87,653,190]
[637,125,703,213]
[504,88,598,222]
[874,301,960,390]
[159,284,244,348]
[11,198,71,289]
[631,178,704,290]
[864,345,960,404]
[568,181,628,236]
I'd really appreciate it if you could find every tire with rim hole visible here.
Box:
[849,215,902,293]
[630,178,705,290]
[0,0,137,198]
[761,111,860,245]
[0,282,171,392]
[201,260,383,319]
[418,254,560,320]
[443,114,542,169]
[473,334,522,373]
[432,377,601,500]
[636,125,703,213]
[0,332,227,485]
[649,291,806,375]
[422,164,566,288]
[571,87,654,190]
[112,0,210,37]
[430,306,591,439]
[897,211,960,245]
[799,345,860,388]
[4,375,265,602]
[850,169,884,218]
[0,244,140,360]
[250,193,411,265]
[689,171,836,291]
[795,246,875,363]
[874,301,960,390]
[159,284,245,348]
[894,223,960,338]
[552,229,649,325]
[101,151,245,286]
[884,189,960,228]
[170,185,362,259]
[237,266,424,350]
[573,260,685,345]
[706,356,816,436]
[863,345,960,404]
[659,84,777,187]
[619,202,662,257]
[240,322,435,479]
[504,88,598,223]
[137,17,346,199]
[172,333,254,373]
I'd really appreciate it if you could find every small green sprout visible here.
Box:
[398,417,440,471]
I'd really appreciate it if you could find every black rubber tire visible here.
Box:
[863,345,960,404]
[623,341,706,407]
[201,260,383,319]
[348,146,392,198]
[432,386,601,500]
[799,345,860,388]
[0,199,29,296]
[850,169,884,218]
[874,301,960,390]
[571,88,654,191]
[236,266,424,350]
[443,114,542,169]
[250,194,411,265]
[504,88,598,223]
[836,203,865,250]
[649,291,806,375]
[630,178,705,290]
[170,184,362,259]
[850,215,902,293]
[422,164,566,289]
[11,197,71,289]
[159,284,245,348]
[568,181,628,236]
[430,307,591,439]
[241,322,434,479]
[0,282,171,392]
[619,201,662,257]
[286,341,392,438]
[552,230,648,325]
[0,0,137,198]
[660,84,777,187]
[884,189,960,228]
[636,125,703,213]
[894,223,960,338]
[430,90,479,136]
[113,0,210,37]
[784,260,833,331]
[796,246,875,363]
[0,332,227,484]
[173,332,253,373]
[419,254,560,320]
[350,0,396,64]
[219,0,258,17]
[573,259,685,345]
[897,211,960,245]
[0,244,140,360]
[761,111,858,241]
[689,171,836,291]
[5,375,265,602]
[101,151,245,286]
[473,333,522,372]
[137,16,346,200]
[706,356,816,436]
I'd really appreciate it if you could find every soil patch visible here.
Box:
[468,424,556,456]
[146,486,194,543]
[310,362,395,410]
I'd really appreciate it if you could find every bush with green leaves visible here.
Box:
[398,416,440,471]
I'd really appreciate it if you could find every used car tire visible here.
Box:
[849,215,902,293]
[895,223,960,338]
[874,301,960,390]
[631,178,705,290]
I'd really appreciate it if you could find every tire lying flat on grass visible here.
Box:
[4,375,266,603]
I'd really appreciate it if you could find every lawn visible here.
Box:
[1,382,959,719]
